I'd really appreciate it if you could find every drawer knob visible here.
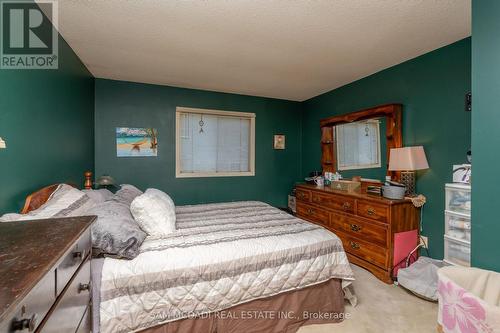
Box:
[350,241,360,249]
[12,314,37,332]
[366,207,376,216]
[350,224,362,232]
[298,192,305,198]
[306,208,314,215]
[78,283,91,293]
[73,251,83,259]
[342,202,351,211]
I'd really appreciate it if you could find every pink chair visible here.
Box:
[437,266,500,333]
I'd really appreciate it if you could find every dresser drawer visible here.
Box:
[296,188,312,202]
[40,259,91,333]
[0,270,55,333]
[311,192,355,214]
[339,232,388,269]
[330,212,388,247]
[357,201,388,223]
[75,306,91,333]
[296,202,329,226]
[56,229,91,296]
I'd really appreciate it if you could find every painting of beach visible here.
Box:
[116,127,158,157]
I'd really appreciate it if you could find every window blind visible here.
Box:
[179,112,252,175]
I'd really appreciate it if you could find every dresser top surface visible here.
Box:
[296,183,410,205]
[0,216,96,322]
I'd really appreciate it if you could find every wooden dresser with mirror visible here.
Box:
[297,104,420,284]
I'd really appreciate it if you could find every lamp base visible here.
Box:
[401,171,416,196]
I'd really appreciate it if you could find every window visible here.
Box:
[335,119,381,170]
[176,107,255,178]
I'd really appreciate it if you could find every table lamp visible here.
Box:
[0,137,6,149]
[388,146,429,196]
[96,175,116,189]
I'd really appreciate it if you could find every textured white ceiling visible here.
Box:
[53,0,471,101]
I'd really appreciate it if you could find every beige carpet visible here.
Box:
[299,265,438,333]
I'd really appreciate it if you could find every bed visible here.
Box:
[13,183,355,333]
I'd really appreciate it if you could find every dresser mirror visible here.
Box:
[320,104,402,181]
[335,118,383,171]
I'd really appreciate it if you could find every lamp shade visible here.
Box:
[96,175,115,186]
[0,137,5,149]
[388,146,429,171]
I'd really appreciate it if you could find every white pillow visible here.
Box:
[0,213,24,222]
[0,184,96,222]
[130,188,176,236]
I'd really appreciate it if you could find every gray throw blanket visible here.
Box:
[86,185,146,259]
[86,200,146,259]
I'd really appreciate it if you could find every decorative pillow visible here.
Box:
[113,184,143,205]
[85,200,146,259]
[82,188,114,203]
[0,184,96,222]
[130,188,176,236]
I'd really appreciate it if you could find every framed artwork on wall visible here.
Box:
[116,127,158,157]
[274,134,285,149]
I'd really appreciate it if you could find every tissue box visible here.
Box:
[330,180,361,192]
[453,164,471,183]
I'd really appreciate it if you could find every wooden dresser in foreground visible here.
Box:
[0,216,95,333]
[295,184,420,284]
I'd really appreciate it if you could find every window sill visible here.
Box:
[176,171,255,178]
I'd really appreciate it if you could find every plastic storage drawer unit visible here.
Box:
[445,183,471,215]
[445,211,471,242]
[444,235,471,267]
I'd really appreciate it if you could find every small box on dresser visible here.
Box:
[295,183,420,284]
[0,216,95,333]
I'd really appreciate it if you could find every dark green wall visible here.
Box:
[94,79,302,207]
[0,36,94,214]
[471,1,499,271]
[302,38,471,259]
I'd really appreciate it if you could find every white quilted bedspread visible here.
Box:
[99,201,354,333]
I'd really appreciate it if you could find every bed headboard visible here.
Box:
[20,171,92,214]
[21,184,63,214]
